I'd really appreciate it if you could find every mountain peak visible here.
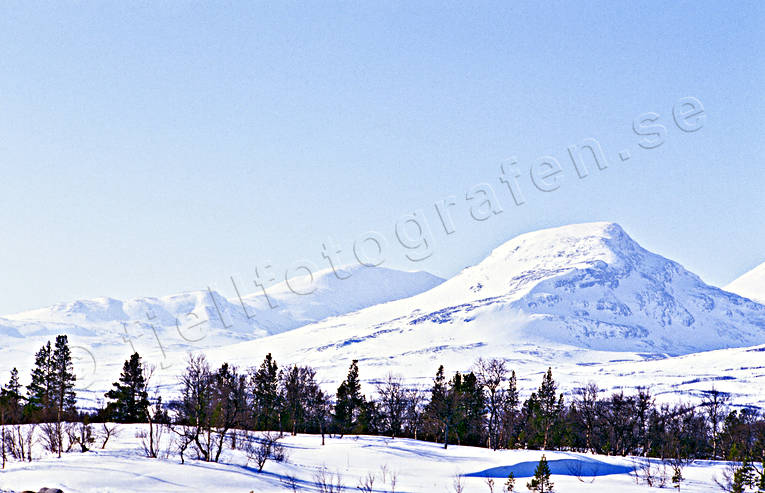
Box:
[399,221,765,354]
[489,221,634,260]
[439,222,642,302]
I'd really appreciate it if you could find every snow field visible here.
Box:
[0,424,734,492]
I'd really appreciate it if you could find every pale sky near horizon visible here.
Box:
[0,1,763,314]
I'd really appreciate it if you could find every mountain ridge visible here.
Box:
[207,222,765,378]
[1,266,445,346]
[1,221,763,409]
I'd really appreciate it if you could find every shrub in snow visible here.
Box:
[504,471,516,491]
[526,455,554,492]
[244,431,284,472]
[313,466,344,493]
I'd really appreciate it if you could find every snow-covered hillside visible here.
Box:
[2,222,764,409]
[196,222,765,408]
[411,221,765,354]
[0,266,442,399]
[0,426,735,493]
[204,222,764,368]
[726,262,765,304]
[0,266,443,360]
[4,265,443,345]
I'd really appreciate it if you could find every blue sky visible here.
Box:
[0,1,762,314]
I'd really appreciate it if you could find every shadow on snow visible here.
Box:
[467,457,633,478]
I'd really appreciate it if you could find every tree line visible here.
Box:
[2,338,765,471]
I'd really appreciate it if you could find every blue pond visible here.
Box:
[467,457,633,478]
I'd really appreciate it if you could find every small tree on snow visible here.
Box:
[671,465,683,491]
[527,455,554,492]
[504,471,516,491]
[714,457,765,493]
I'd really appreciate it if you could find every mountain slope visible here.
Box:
[237,265,445,335]
[2,265,443,347]
[725,262,765,303]
[3,222,764,409]
[207,222,765,389]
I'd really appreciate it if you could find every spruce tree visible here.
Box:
[281,364,312,436]
[51,335,77,458]
[502,370,520,448]
[3,368,21,398]
[452,371,485,446]
[730,459,754,493]
[522,391,541,448]
[1,368,23,418]
[27,341,54,415]
[424,365,455,448]
[52,335,77,416]
[251,353,280,430]
[105,352,150,422]
[537,368,559,449]
[526,454,554,492]
[334,360,364,435]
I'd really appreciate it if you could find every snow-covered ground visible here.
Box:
[0,425,734,492]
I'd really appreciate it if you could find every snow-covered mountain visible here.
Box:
[3,221,765,408]
[236,265,445,335]
[218,221,765,355]
[0,266,443,392]
[200,222,765,404]
[725,262,765,304]
[3,265,444,346]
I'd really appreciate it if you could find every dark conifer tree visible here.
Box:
[504,471,516,492]
[27,341,54,415]
[635,386,653,454]
[424,365,455,448]
[359,398,381,435]
[452,371,485,446]
[522,391,541,448]
[105,352,150,422]
[527,454,554,492]
[51,335,77,417]
[1,367,25,468]
[334,360,365,435]
[536,368,559,449]
[251,353,280,430]
[1,368,23,421]
[500,370,520,449]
